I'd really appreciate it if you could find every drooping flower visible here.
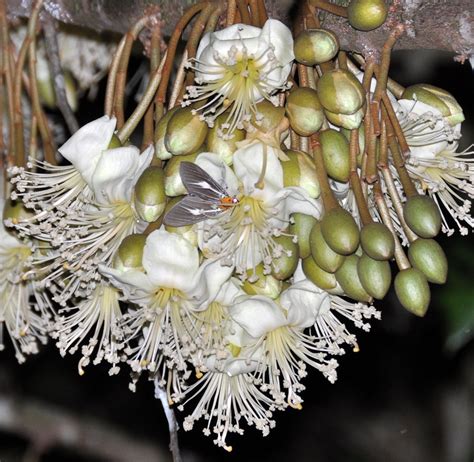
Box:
[183,19,294,136]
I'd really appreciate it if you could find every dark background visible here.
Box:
[0,49,472,462]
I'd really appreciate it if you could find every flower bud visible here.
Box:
[114,234,146,271]
[347,0,388,31]
[302,255,341,293]
[242,264,282,299]
[294,29,339,65]
[309,221,345,273]
[401,84,464,126]
[250,100,286,134]
[155,107,179,160]
[206,112,245,165]
[108,134,122,149]
[408,238,448,284]
[164,152,199,196]
[360,222,395,261]
[325,107,364,130]
[271,234,299,280]
[317,69,365,115]
[286,87,324,137]
[165,106,208,156]
[321,208,360,255]
[290,213,317,259]
[282,150,320,198]
[164,197,198,246]
[38,71,78,112]
[394,268,431,317]
[134,167,166,222]
[335,255,372,302]
[358,253,391,299]
[403,195,441,238]
[319,129,350,182]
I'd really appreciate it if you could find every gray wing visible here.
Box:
[180,162,228,201]
[163,195,225,227]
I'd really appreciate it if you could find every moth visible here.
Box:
[163,162,239,227]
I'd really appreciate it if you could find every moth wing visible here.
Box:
[180,162,228,201]
[163,195,224,227]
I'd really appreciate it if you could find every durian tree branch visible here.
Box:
[5,0,473,58]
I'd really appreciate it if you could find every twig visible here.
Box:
[154,375,182,462]
[41,13,79,134]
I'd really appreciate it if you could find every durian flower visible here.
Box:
[183,19,294,135]
[193,145,322,277]
[100,229,233,384]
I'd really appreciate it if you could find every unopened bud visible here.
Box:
[134,167,166,222]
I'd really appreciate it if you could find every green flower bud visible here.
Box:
[394,268,431,317]
[164,198,198,246]
[309,221,345,273]
[302,255,341,293]
[290,213,317,259]
[402,84,464,126]
[321,208,360,255]
[271,234,300,280]
[403,195,442,238]
[164,152,199,196]
[358,253,391,299]
[325,107,365,130]
[242,264,282,299]
[286,87,324,137]
[317,69,365,115]
[134,167,166,222]
[408,238,448,284]
[335,255,372,302]
[360,222,395,260]
[114,234,146,271]
[38,71,78,112]
[250,100,286,134]
[206,112,245,165]
[155,108,179,160]
[319,129,350,183]
[165,106,208,156]
[347,0,388,31]
[108,134,122,149]
[294,29,339,66]
[282,150,320,198]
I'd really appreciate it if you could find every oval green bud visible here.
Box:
[294,28,339,66]
[335,255,372,302]
[272,234,299,280]
[408,238,448,284]
[347,0,388,31]
[402,84,464,126]
[394,268,431,317]
[358,253,391,299]
[360,222,395,260]
[164,197,198,246]
[317,69,365,115]
[164,152,199,196]
[319,129,350,183]
[321,208,360,255]
[155,107,179,160]
[286,87,324,136]
[38,71,78,112]
[290,213,317,259]
[114,234,147,271]
[165,106,208,156]
[206,112,245,165]
[242,264,282,299]
[325,107,365,130]
[251,100,286,134]
[403,195,442,238]
[309,221,346,273]
[302,255,339,292]
[283,150,320,198]
[134,167,166,222]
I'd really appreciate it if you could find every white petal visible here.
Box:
[272,186,323,221]
[59,116,116,184]
[142,229,199,292]
[99,265,155,298]
[260,19,294,66]
[229,295,287,338]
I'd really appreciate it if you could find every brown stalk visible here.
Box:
[309,0,348,17]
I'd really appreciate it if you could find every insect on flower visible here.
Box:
[163,162,239,227]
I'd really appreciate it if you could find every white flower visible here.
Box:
[100,229,233,380]
[195,144,322,276]
[183,19,294,135]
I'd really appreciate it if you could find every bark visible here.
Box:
[6,1,472,57]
